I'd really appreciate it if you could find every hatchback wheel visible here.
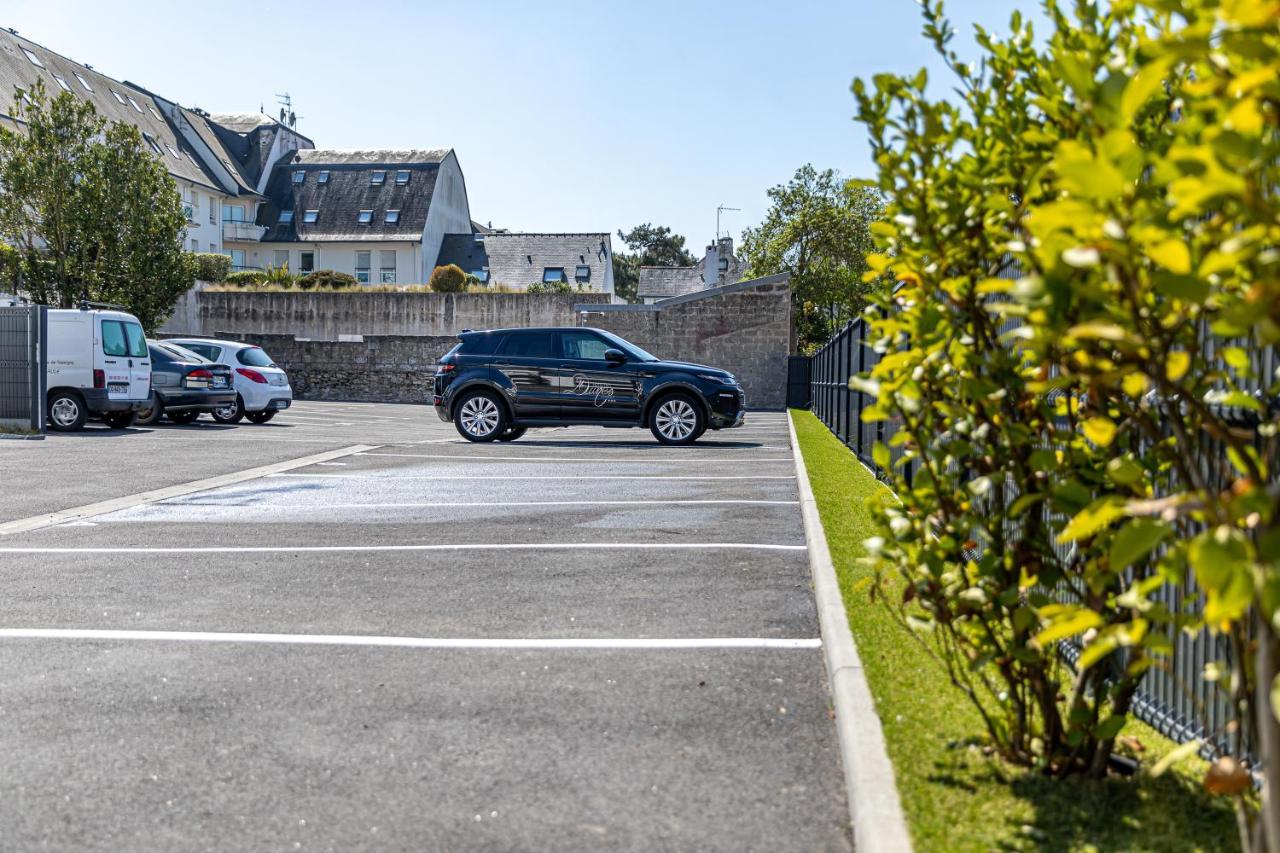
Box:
[101,411,136,429]
[454,391,507,442]
[167,410,200,425]
[47,391,87,432]
[245,410,276,424]
[212,395,244,424]
[650,394,704,445]
[134,398,163,426]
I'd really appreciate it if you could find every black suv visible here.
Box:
[432,327,746,445]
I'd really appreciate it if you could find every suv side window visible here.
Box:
[496,331,553,359]
[559,331,611,361]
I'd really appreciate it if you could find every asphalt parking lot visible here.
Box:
[0,402,850,851]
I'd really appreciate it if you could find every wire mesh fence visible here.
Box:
[808,311,1277,760]
[0,304,46,432]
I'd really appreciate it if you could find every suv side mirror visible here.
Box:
[604,348,626,364]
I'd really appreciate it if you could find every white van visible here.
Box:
[46,307,152,431]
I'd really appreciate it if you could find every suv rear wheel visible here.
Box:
[455,390,507,442]
[496,427,527,442]
[649,393,704,446]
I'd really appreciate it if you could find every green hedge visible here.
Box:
[223,270,267,286]
[298,269,358,291]
[187,252,230,283]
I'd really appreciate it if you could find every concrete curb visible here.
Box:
[0,443,379,536]
[787,413,913,853]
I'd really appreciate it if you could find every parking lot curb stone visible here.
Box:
[0,443,379,536]
[787,413,913,853]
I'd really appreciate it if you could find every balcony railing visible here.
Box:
[222,221,268,242]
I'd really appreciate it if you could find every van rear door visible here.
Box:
[97,316,151,401]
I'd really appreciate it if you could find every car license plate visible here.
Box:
[108,382,129,395]
[213,376,227,388]
[274,400,290,409]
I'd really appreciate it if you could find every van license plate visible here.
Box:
[108,382,129,395]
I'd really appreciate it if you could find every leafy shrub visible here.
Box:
[429,264,466,293]
[264,263,294,287]
[527,280,572,295]
[187,252,231,283]
[852,0,1278,832]
[0,242,18,292]
[298,269,358,291]
[223,270,267,287]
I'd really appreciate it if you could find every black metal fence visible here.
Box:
[0,304,46,433]
[809,314,1278,759]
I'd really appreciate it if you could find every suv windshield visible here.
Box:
[236,347,274,367]
[598,330,658,362]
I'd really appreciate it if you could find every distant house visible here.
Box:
[250,149,471,283]
[636,237,746,304]
[437,231,614,295]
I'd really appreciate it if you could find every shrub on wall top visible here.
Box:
[298,269,358,291]
[527,280,572,294]
[429,264,467,293]
[188,252,231,283]
[223,270,267,287]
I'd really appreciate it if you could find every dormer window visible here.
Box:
[371,170,386,185]
[74,72,93,93]
[395,170,410,185]
[303,210,318,224]
[317,170,329,184]
[20,48,43,68]
[472,269,489,283]
[278,210,294,224]
[385,210,400,224]
[292,171,305,184]
[575,265,591,282]
[542,268,566,283]
[718,257,729,272]
[357,210,373,225]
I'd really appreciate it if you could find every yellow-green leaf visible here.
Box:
[1121,57,1172,121]
[1166,351,1191,381]
[872,441,891,470]
[1035,608,1103,645]
[1149,239,1191,274]
[1058,497,1128,543]
[1149,740,1202,778]
[1082,416,1117,447]
[1121,373,1149,398]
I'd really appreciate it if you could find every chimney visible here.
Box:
[703,237,735,287]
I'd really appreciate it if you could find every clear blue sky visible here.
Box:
[6,0,1027,251]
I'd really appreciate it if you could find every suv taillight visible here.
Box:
[438,363,456,373]
[93,369,105,389]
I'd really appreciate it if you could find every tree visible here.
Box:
[0,81,189,330]
[429,264,466,293]
[853,0,1278,843]
[611,223,698,303]
[739,166,884,352]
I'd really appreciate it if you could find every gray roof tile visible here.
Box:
[438,232,612,291]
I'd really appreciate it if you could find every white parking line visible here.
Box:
[357,452,796,463]
[0,628,822,650]
[0,542,807,554]
[269,473,797,481]
[161,500,801,509]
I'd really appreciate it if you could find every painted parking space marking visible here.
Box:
[356,452,797,463]
[0,628,822,650]
[0,542,807,554]
[269,473,797,481]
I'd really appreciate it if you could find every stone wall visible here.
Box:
[225,333,458,403]
[576,274,793,410]
[158,289,611,339]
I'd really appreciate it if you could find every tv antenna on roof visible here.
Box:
[274,92,297,128]
[716,204,740,240]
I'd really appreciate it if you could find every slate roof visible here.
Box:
[210,112,313,145]
[174,107,260,196]
[636,265,705,300]
[257,149,451,242]
[0,29,226,193]
[437,232,612,291]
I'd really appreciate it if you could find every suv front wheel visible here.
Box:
[454,390,508,442]
[649,393,704,446]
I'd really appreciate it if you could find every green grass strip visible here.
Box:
[790,408,1237,852]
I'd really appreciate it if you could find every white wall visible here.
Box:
[178,178,228,255]
[246,241,420,283]
[419,151,472,280]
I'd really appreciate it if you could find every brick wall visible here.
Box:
[576,274,793,410]
[231,333,458,403]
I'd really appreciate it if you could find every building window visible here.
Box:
[190,239,199,252]
[166,144,180,158]
[371,170,386,185]
[127,96,144,113]
[357,210,373,225]
[317,170,329,184]
[52,75,72,93]
[355,251,371,283]
[380,250,397,283]
[148,105,163,122]
[542,267,566,283]
[395,170,410,185]
[223,205,245,222]
[384,210,399,224]
[111,90,126,105]
[300,251,314,273]
[303,210,318,224]
[20,48,43,68]
[718,257,729,272]
[191,191,200,212]
[471,269,489,283]
[209,199,217,226]
[292,170,305,184]
[73,72,93,92]
[227,248,246,269]
[143,133,163,157]
[575,265,591,282]
[278,210,294,224]
[273,250,289,268]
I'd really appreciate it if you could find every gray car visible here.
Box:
[133,342,237,426]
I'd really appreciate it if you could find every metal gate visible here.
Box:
[0,304,46,433]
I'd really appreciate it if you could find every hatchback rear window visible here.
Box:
[236,346,274,367]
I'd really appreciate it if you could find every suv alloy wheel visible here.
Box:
[455,391,507,442]
[650,393,704,446]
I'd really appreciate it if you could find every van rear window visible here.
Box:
[101,321,128,356]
